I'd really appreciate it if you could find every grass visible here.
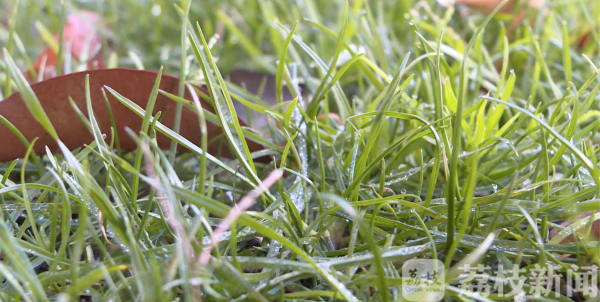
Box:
[1,0,600,301]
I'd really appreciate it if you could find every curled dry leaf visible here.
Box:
[0,68,263,162]
[549,210,600,244]
[25,11,105,82]
[455,0,545,13]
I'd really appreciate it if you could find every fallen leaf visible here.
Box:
[25,11,105,82]
[578,29,598,52]
[549,210,600,244]
[227,70,301,128]
[0,68,263,162]
[455,0,544,13]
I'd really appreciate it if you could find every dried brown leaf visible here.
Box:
[0,68,263,161]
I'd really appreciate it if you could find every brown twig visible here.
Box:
[141,141,195,261]
[197,169,284,268]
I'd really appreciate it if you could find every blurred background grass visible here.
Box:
[1,0,592,74]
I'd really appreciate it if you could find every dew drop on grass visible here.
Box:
[118,244,130,253]
[400,188,407,194]
[492,184,498,193]
[151,5,162,16]
[160,47,170,61]
[208,34,220,49]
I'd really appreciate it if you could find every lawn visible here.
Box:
[0,0,599,301]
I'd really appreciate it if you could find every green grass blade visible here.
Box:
[446,0,508,253]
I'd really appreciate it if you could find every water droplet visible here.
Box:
[151,5,162,16]
[208,35,219,49]
[401,188,407,194]
[492,184,498,192]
